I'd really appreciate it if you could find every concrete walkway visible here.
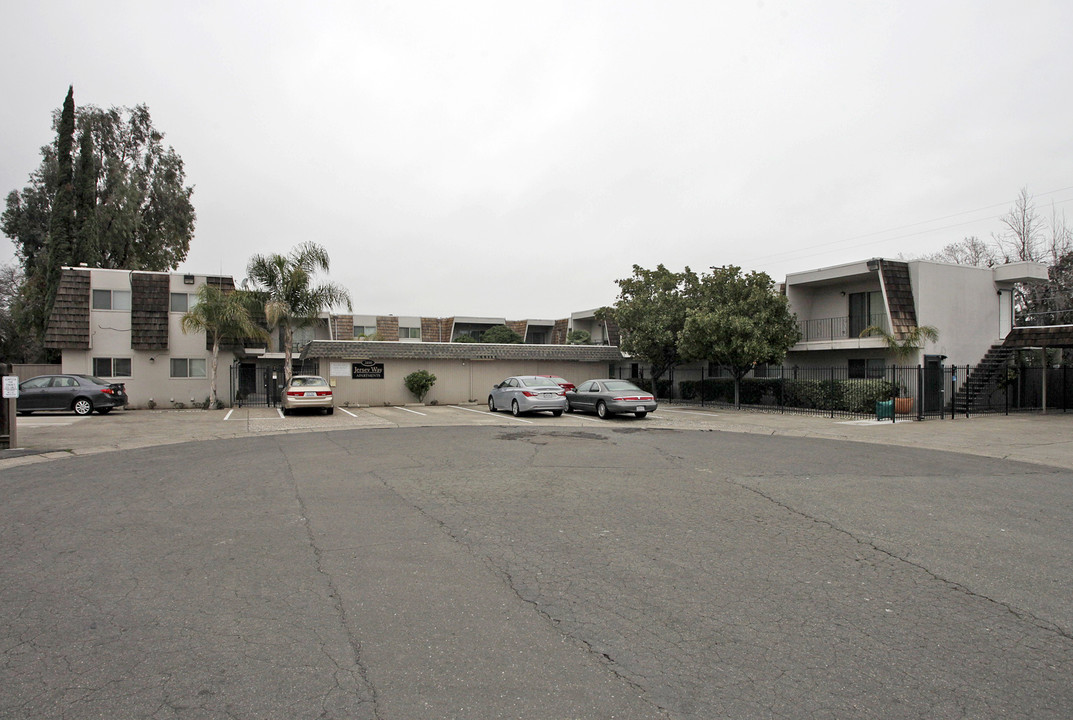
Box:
[4,404,1073,470]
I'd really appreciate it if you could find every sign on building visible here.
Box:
[352,361,385,379]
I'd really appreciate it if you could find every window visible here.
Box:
[354,325,377,337]
[92,289,131,311]
[170,292,198,312]
[170,358,207,378]
[848,358,887,379]
[399,326,421,339]
[93,357,132,377]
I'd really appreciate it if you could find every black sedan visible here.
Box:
[567,379,658,418]
[16,374,128,416]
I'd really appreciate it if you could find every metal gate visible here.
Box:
[229,362,284,407]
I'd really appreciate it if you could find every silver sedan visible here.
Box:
[488,376,568,417]
[567,379,658,418]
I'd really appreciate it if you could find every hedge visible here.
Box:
[677,378,896,413]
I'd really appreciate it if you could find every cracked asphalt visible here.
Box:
[2,420,1072,718]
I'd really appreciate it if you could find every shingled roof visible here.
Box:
[1004,325,1073,348]
[301,340,624,362]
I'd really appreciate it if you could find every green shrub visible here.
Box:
[404,370,437,402]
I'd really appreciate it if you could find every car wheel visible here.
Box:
[488,396,496,412]
[327,407,334,415]
[73,398,93,416]
[511,400,521,416]
[282,407,290,416]
[635,411,647,418]
[551,410,563,417]
[96,408,112,415]
[566,404,574,413]
[596,401,609,419]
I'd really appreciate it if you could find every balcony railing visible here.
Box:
[797,313,888,342]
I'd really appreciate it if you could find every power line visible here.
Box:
[740,185,1073,268]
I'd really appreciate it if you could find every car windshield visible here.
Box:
[291,377,327,387]
[521,377,558,387]
[603,381,644,393]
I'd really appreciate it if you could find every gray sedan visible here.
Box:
[488,376,568,417]
[567,379,657,418]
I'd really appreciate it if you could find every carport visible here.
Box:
[1002,325,1073,412]
[299,340,624,406]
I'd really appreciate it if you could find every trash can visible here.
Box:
[876,399,894,420]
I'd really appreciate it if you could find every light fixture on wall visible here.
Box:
[840,291,846,296]
[149,356,155,363]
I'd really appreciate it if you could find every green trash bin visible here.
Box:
[876,399,894,420]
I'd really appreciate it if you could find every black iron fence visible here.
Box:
[627,364,1073,420]
[229,362,283,408]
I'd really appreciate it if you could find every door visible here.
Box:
[924,355,945,413]
[47,376,82,410]
[18,376,53,410]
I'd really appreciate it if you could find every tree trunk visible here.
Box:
[210,336,220,408]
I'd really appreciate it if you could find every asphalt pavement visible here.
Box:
[2,406,1072,718]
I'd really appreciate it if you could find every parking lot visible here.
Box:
[3,408,1073,719]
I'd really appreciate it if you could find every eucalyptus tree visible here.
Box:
[180,284,269,408]
[244,242,352,384]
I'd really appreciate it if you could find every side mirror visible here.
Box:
[493,383,500,389]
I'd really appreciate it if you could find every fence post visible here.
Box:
[916,365,923,420]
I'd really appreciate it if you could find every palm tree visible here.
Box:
[245,242,352,384]
[181,284,269,408]
[860,324,940,362]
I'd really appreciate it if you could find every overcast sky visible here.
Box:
[3,1,1072,319]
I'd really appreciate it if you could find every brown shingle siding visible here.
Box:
[131,273,170,350]
[880,260,918,339]
[44,268,91,349]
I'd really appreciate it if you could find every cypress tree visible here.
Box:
[46,86,77,306]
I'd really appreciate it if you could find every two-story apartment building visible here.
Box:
[784,258,1049,372]
[44,266,241,407]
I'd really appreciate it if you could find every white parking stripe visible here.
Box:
[661,409,720,417]
[276,408,284,418]
[338,407,358,417]
[393,406,427,416]
[224,408,234,421]
[449,405,533,424]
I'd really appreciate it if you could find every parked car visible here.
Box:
[537,375,577,392]
[16,374,128,416]
[488,375,568,417]
[567,379,658,418]
[281,375,334,415]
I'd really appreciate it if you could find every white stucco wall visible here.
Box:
[316,358,613,406]
[910,262,1002,366]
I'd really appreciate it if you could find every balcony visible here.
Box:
[797,313,888,343]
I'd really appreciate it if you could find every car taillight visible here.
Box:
[614,395,653,402]
[316,391,332,397]
[100,388,114,395]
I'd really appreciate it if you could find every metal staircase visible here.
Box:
[952,343,1015,413]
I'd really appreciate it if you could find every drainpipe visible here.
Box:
[1042,345,1048,414]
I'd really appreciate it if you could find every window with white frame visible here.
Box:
[170,292,198,312]
[354,325,377,337]
[92,289,132,310]
[399,326,421,339]
[93,357,132,377]
[170,358,207,378]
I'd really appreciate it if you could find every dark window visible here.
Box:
[93,357,132,377]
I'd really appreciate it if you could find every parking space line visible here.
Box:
[276,408,284,418]
[224,408,234,421]
[661,409,720,417]
[338,407,359,417]
[393,406,427,416]
[449,405,533,424]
